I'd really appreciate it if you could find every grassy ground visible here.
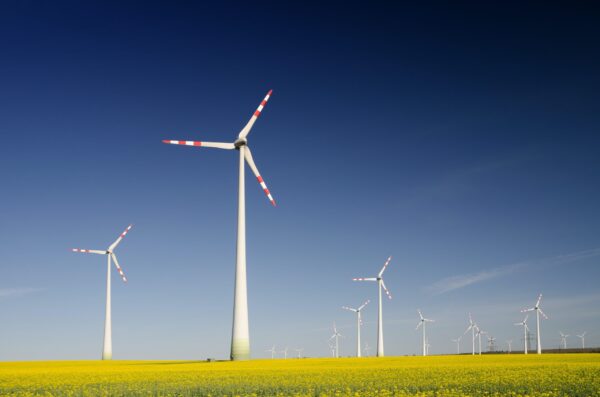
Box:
[1,354,599,396]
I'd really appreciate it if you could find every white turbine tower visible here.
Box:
[353,256,392,357]
[521,294,548,354]
[559,332,569,349]
[295,348,304,358]
[72,225,132,360]
[506,339,513,353]
[416,309,435,356]
[514,314,529,354]
[577,332,586,349]
[163,90,276,361]
[451,337,461,354]
[266,345,276,359]
[329,322,342,358]
[463,313,477,355]
[342,299,370,357]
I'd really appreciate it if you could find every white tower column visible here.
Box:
[376,279,384,357]
[102,254,112,360]
[422,322,427,356]
[524,326,528,354]
[231,146,250,361]
[536,310,541,354]
[356,312,361,357]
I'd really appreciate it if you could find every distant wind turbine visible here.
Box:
[280,346,289,359]
[514,315,530,354]
[342,299,370,357]
[72,225,132,360]
[162,90,276,361]
[266,345,276,359]
[329,322,342,358]
[577,332,586,349]
[506,339,513,353]
[295,348,304,359]
[451,336,461,354]
[353,256,392,357]
[559,332,569,349]
[521,294,548,354]
[476,327,487,355]
[463,313,477,355]
[416,309,435,356]
[364,342,371,356]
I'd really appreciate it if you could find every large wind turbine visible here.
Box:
[514,314,529,354]
[342,299,370,357]
[72,225,132,360]
[577,332,586,349]
[463,313,477,355]
[416,309,434,356]
[506,339,513,353]
[329,322,342,358]
[163,91,276,361]
[559,332,569,349]
[353,256,392,357]
[521,294,548,354]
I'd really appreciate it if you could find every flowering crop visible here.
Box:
[0,354,599,396]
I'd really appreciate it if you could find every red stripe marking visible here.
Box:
[261,100,267,106]
[257,176,263,183]
[267,89,273,95]
[178,140,186,145]
[264,189,270,195]
[254,110,261,117]
[193,141,202,146]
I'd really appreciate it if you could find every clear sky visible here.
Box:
[1,2,599,360]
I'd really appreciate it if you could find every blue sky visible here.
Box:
[1,2,599,360]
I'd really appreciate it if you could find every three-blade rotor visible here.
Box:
[72,224,132,283]
[353,256,393,299]
[162,90,276,206]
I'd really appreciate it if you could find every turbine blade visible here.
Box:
[239,90,273,139]
[538,308,548,319]
[162,140,235,150]
[110,253,128,283]
[353,277,377,281]
[521,308,534,313]
[244,146,276,206]
[378,256,392,277]
[72,249,106,255]
[418,309,424,320]
[535,293,543,308]
[358,299,370,311]
[381,280,392,299]
[108,225,133,252]
[342,306,357,312]
[416,322,422,330]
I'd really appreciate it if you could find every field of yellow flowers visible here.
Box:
[1,354,599,396]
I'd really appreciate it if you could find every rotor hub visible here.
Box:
[234,138,247,149]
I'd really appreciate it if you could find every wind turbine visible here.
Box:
[487,336,496,352]
[476,327,487,355]
[514,315,529,354]
[328,341,336,357]
[295,348,304,358]
[353,256,392,357]
[451,337,461,355]
[280,346,289,359]
[162,90,276,361]
[463,313,477,355]
[506,339,513,353]
[521,294,548,354]
[342,299,370,357]
[364,342,371,356]
[329,322,342,358]
[266,345,276,359]
[72,225,132,360]
[577,332,586,349]
[416,309,434,356]
[559,332,569,349]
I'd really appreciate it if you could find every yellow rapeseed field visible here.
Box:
[1,354,599,396]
